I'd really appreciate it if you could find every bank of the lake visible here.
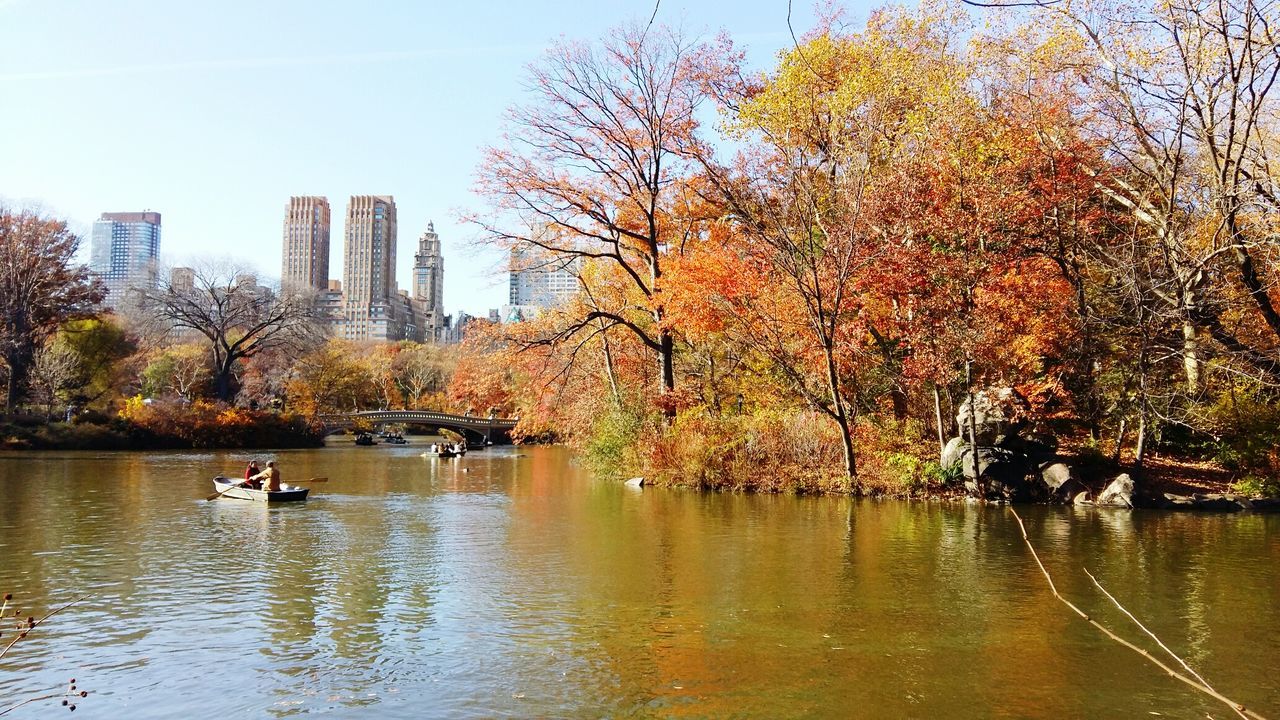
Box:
[2,444,1278,718]
[0,411,323,451]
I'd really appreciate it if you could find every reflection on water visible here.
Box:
[0,445,1277,718]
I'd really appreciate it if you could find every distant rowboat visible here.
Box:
[212,476,309,503]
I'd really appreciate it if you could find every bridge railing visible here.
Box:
[317,410,519,430]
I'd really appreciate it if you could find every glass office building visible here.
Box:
[89,211,162,309]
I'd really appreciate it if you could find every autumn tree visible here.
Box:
[688,7,991,479]
[136,262,323,402]
[394,342,450,409]
[971,0,1280,467]
[448,321,518,417]
[58,317,137,407]
[285,339,377,416]
[26,338,82,418]
[139,343,211,401]
[0,208,104,409]
[471,22,714,414]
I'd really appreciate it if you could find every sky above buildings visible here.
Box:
[0,0,870,316]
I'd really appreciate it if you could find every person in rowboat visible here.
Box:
[243,460,261,489]
[249,460,282,492]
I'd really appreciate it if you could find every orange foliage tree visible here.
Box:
[469,22,719,416]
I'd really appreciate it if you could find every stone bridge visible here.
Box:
[318,410,519,445]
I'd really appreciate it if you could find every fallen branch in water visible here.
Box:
[1082,567,1218,693]
[1007,508,1265,720]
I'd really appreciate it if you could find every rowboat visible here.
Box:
[212,476,309,503]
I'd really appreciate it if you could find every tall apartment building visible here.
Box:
[281,196,330,292]
[90,211,162,309]
[412,222,445,341]
[340,195,401,341]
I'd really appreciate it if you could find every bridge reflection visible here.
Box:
[319,410,519,445]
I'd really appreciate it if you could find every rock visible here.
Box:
[1072,491,1092,505]
[624,477,644,488]
[1038,462,1082,503]
[1096,473,1136,508]
[955,387,1031,445]
[941,436,966,470]
[1040,462,1073,490]
[998,434,1056,462]
[1054,478,1087,504]
[962,446,1035,500]
[1192,493,1244,512]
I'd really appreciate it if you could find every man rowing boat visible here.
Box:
[249,460,281,492]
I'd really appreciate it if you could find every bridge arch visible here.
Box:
[318,410,518,445]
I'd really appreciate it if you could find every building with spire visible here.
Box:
[412,221,445,341]
[281,196,331,292]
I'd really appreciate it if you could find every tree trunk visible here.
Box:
[966,360,982,495]
[932,384,946,458]
[823,342,857,480]
[1134,410,1147,474]
[4,343,33,411]
[216,358,236,403]
[889,387,908,421]
[1181,320,1201,393]
[834,412,857,482]
[658,329,675,417]
[598,319,621,406]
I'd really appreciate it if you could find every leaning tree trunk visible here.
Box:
[823,343,857,481]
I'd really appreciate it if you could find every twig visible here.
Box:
[961,0,1061,6]
[643,0,661,38]
[1008,508,1265,720]
[1083,567,1220,694]
[0,594,92,660]
[0,693,61,717]
[787,0,819,79]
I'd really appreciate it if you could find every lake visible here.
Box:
[1,443,1277,718]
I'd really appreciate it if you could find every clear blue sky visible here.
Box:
[0,0,862,316]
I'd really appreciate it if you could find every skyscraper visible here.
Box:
[281,196,330,292]
[410,221,445,342]
[341,195,400,341]
[413,221,444,311]
[90,211,161,309]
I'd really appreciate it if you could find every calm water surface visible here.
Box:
[0,444,1277,718]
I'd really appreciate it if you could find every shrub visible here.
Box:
[115,396,323,449]
[1198,382,1280,479]
[1231,474,1280,498]
[583,404,647,477]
